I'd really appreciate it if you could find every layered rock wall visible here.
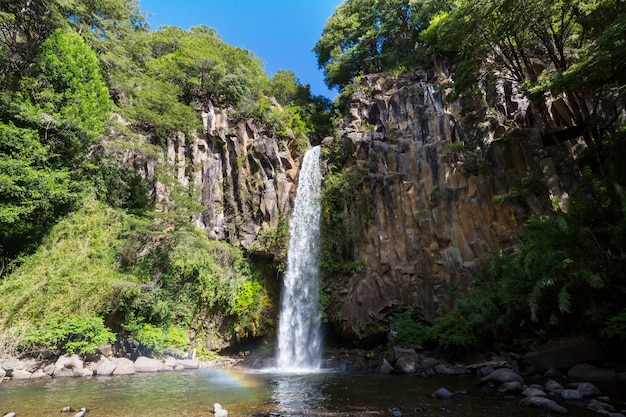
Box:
[324,71,581,343]
[123,102,302,255]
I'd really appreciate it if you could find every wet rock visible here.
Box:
[377,358,394,374]
[393,357,416,374]
[391,346,418,362]
[434,364,471,376]
[477,366,494,377]
[544,368,562,378]
[391,406,402,417]
[418,357,439,371]
[568,363,617,382]
[214,403,228,417]
[519,396,568,414]
[73,408,88,417]
[545,379,564,393]
[498,381,523,393]
[432,387,454,400]
[61,406,75,413]
[522,387,547,397]
[560,389,582,401]
[479,368,523,384]
[576,382,602,397]
[3,412,16,417]
[588,398,615,413]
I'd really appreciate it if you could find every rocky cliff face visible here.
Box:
[323,70,582,344]
[123,102,302,258]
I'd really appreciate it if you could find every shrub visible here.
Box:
[20,316,115,355]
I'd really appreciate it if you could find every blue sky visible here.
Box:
[139,0,343,98]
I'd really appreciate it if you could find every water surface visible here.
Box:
[0,368,618,417]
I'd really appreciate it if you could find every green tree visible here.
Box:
[15,29,111,167]
[314,0,440,89]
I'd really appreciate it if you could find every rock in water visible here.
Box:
[214,403,228,417]
[3,412,16,417]
[61,406,75,413]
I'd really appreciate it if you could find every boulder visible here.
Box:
[134,356,162,373]
[393,357,416,374]
[31,369,51,379]
[176,359,199,370]
[588,398,615,413]
[477,366,494,377]
[479,368,523,384]
[519,396,568,414]
[560,389,582,401]
[545,379,564,393]
[524,337,605,372]
[10,368,33,380]
[418,357,439,371]
[522,387,547,397]
[432,387,454,400]
[53,354,84,377]
[111,357,135,375]
[377,358,394,374]
[391,346,418,362]
[576,382,601,398]
[95,356,117,376]
[0,368,5,378]
[568,364,617,382]
[434,364,471,376]
[498,381,523,393]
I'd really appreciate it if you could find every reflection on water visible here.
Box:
[0,367,613,417]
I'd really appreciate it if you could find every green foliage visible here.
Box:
[0,198,137,326]
[131,323,189,356]
[0,122,78,261]
[430,196,626,354]
[314,0,440,89]
[386,310,430,346]
[20,316,115,355]
[15,29,111,166]
[320,161,371,275]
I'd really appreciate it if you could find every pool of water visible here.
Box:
[0,367,621,417]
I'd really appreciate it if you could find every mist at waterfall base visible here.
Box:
[276,145,323,372]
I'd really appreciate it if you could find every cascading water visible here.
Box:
[276,145,323,371]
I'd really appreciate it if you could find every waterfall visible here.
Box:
[276,145,323,371]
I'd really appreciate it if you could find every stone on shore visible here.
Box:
[499,381,523,393]
[560,389,583,401]
[111,357,135,375]
[391,346,418,362]
[568,363,617,382]
[576,382,602,397]
[176,359,200,370]
[545,379,564,393]
[520,396,568,414]
[54,354,84,378]
[11,368,33,379]
[522,387,547,397]
[134,356,162,373]
[479,368,524,384]
[94,356,117,376]
[434,364,471,376]
[377,358,394,374]
[394,357,416,374]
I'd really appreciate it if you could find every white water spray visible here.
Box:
[276,145,323,371]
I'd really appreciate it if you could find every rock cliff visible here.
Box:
[322,70,582,343]
[122,102,302,259]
